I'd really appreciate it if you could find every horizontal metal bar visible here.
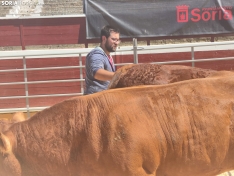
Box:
[0,93,83,99]
[151,56,234,65]
[0,64,135,73]
[116,41,234,53]
[0,54,89,60]
[140,41,234,51]
[1,41,233,59]
[0,65,86,73]
[0,48,92,58]
[0,49,135,60]
[0,79,85,86]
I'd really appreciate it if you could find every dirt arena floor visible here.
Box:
[219,171,234,176]
[0,112,38,120]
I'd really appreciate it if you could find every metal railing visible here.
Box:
[1,39,234,116]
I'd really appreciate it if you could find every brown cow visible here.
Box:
[0,112,26,132]
[108,64,217,89]
[1,71,234,176]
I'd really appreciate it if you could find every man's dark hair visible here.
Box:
[100,25,120,42]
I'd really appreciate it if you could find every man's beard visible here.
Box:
[105,41,116,52]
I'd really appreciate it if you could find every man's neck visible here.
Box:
[100,44,110,55]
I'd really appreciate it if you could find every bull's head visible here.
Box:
[0,132,21,176]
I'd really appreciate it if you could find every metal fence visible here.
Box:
[1,39,234,117]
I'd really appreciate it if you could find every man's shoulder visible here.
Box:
[86,47,107,61]
[89,47,105,55]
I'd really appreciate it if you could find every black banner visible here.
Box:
[84,0,234,39]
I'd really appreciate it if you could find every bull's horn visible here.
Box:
[0,133,12,154]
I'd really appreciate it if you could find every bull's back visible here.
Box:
[6,71,234,176]
[97,72,234,175]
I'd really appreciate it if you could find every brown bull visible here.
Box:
[108,64,217,89]
[1,71,234,176]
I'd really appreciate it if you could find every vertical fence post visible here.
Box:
[79,54,84,94]
[133,38,138,64]
[23,56,30,118]
[191,46,195,67]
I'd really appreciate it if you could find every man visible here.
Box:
[84,25,120,95]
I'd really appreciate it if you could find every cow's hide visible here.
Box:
[1,71,234,176]
[108,64,217,89]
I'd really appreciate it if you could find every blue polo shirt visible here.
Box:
[84,47,115,95]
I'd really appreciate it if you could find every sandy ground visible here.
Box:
[0,112,37,120]
[219,171,234,176]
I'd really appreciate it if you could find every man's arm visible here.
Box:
[94,69,114,81]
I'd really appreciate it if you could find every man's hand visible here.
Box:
[94,69,114,81]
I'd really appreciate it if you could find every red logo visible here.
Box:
[176,5,189,22]
[176,5,233,23]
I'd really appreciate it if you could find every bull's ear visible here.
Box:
[12,112,26,122]
[0,133,12,154]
